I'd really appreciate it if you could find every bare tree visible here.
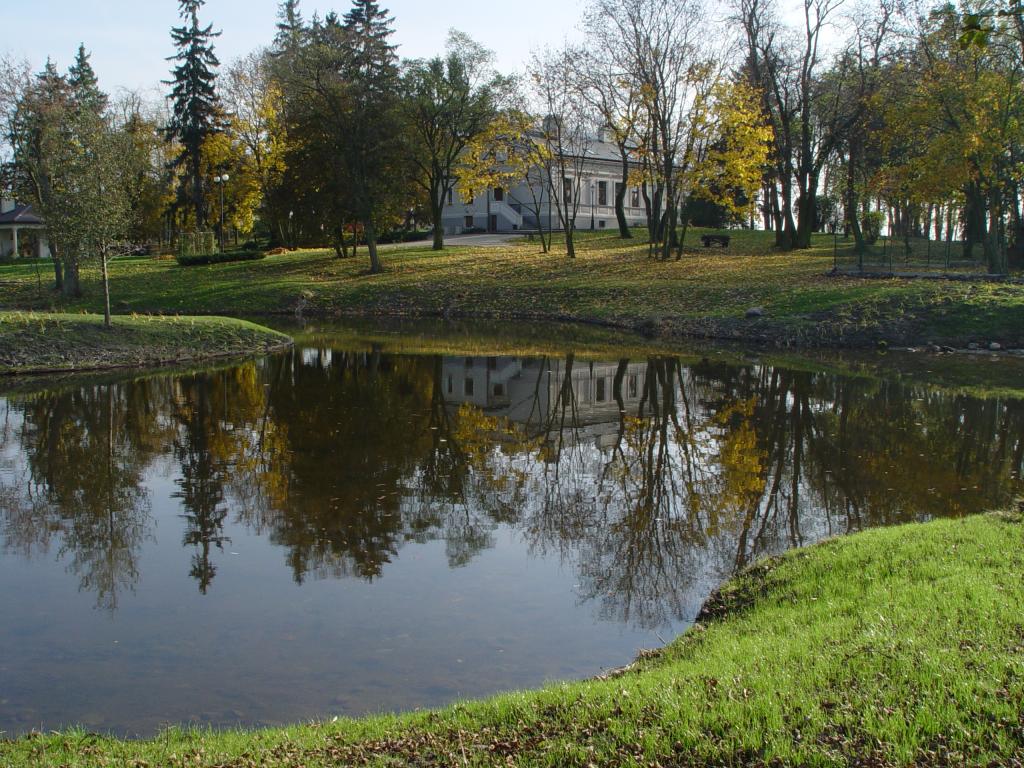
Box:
[587,0,711,259]
[529,46,598,258]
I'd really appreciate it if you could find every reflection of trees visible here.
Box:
[1,350,1021,625]
[0,383,163,610]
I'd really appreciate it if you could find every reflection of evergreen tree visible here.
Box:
[173,376,231,594]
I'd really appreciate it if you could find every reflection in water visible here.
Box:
[0,348,1021,732]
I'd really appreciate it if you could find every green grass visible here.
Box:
[2,229,1023,348]
[2,511,1022,766]
[0,312,292,375]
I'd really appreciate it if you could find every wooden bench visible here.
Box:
[701,234,731,248]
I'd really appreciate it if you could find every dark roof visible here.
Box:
[0,204,44,227]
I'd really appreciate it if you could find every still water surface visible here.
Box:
[1,333,1022,736]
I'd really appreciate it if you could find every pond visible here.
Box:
[1,324,1022,737]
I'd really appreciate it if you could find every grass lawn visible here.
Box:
[2,229,1023,348]
[2,511,1021,766]
[0,312,291,375]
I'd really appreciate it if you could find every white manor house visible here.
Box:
[441,133,647,236]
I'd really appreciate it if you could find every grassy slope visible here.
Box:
[3,512,1022,767]
[2,230,1023,348]
[0,312,292,375]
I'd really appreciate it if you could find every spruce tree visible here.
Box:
[67,44,107,114]
[343,0,398,79]
[165,0,221,229]
[274,0,304,50]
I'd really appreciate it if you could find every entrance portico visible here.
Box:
[0,198,49,259]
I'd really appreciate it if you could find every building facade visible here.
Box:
[440,136,648,235]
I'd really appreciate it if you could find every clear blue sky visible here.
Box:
[4,1,585,96]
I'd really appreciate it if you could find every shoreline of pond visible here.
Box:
[269,303,1024,355]
[0,312,292,376]
[2,511,1021,765]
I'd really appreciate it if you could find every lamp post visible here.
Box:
[214,174,229,253]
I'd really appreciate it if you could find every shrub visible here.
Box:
[376,229,432,245]
[176,249,266,267]
[861,211,885,245]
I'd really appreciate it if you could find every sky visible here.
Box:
[3,0,586,98]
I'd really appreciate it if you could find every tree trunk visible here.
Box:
[431,194,444,251]
[61,260,81,298]
[846,146,865,251]
[794,170,819,249]
[963,183,986,260]
[565,224,576,259]
[365,219,382,274]
[985,194,1007,274]
[615,151,631,239]
[51,244,64,292]
[100,251,112,328]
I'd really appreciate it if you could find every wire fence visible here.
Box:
[830,233,1004,276]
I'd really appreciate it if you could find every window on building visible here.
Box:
[465,215,474,228]
[563,177,573,203]
[631,188,641,208]
[448,376,453,394]
[628,374,638,399]
[494,187,504,201]
[598,220,606,228]
[447,188,453,205]
[493,383,505,397]
[596,378,607,402]
[465,378,475,396]
[598,181,608,206]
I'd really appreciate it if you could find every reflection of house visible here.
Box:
[440,135,648,235]
[0,199,50,259]
[441,356,651,449]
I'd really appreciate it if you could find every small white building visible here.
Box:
[441,136,648,235]
[0,198,51,259]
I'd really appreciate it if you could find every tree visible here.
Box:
[276,1,412,272]
[461,109,556,253]
[529,46,598,259]
[402,31,507,250]
[574,37,646,239]
[274,0,305,51]
[67,43,107,114]
[680,79,772,248]
[222,50,288,244]
[5,59,72,291]
[877,7,1024,272]
[165,0,221,230]
[35,72,133,318]
[587,0,712,259]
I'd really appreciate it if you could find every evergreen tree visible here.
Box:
[165,0,221,229]
[273,0,304,51]
[67,44,107,114]
[343,0,398,80]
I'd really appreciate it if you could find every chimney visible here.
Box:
[0,198,15,215]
